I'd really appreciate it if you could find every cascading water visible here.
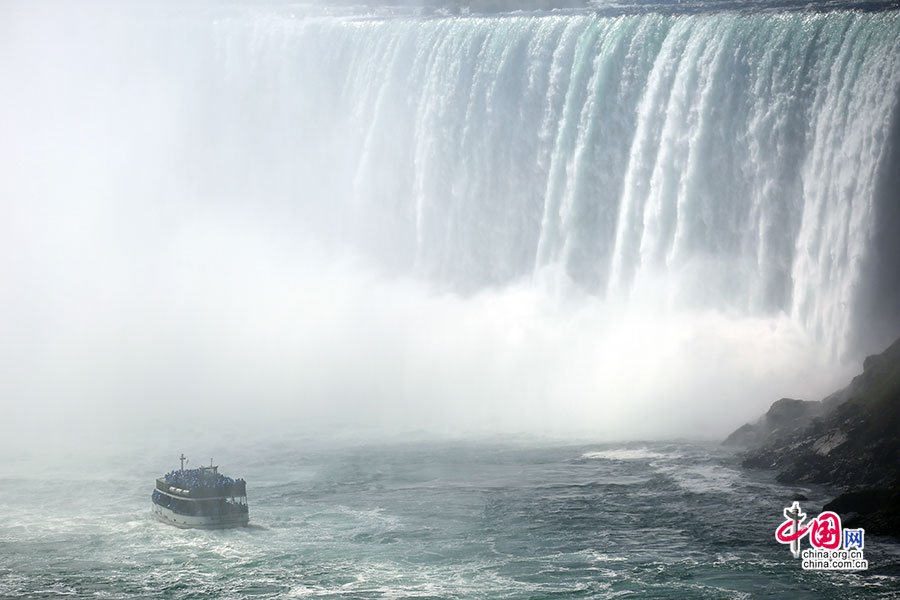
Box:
[203,9,900,356]
[2,2,900,437]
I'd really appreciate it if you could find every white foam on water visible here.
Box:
[653,462,743,494]
[581,448,669,461]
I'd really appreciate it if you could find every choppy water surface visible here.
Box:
[3,439,900,598]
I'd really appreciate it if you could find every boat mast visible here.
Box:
[180,453,187,472]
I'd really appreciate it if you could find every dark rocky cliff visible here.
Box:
[728,335,900,535]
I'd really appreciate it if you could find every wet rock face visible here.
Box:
[766,398,822,426]
[728,335,900,536]
[824,489,900,535]
[812,431,848,456]
[863,353,887,374]
[722,398,821,447]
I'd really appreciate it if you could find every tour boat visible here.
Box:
[151,454,249,529]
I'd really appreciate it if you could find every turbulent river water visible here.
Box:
[3,439,900,599]
[4,2,900,596]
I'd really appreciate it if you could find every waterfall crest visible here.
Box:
[204,10,900,354]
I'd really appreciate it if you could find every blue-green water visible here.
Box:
[3,439,900,598]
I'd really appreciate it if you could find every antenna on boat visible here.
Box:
[180,453,187,472]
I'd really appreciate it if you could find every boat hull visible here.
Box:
[151,502,249,529]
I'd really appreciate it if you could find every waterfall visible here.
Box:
[3,2,900,436]
[197,8,900,355]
